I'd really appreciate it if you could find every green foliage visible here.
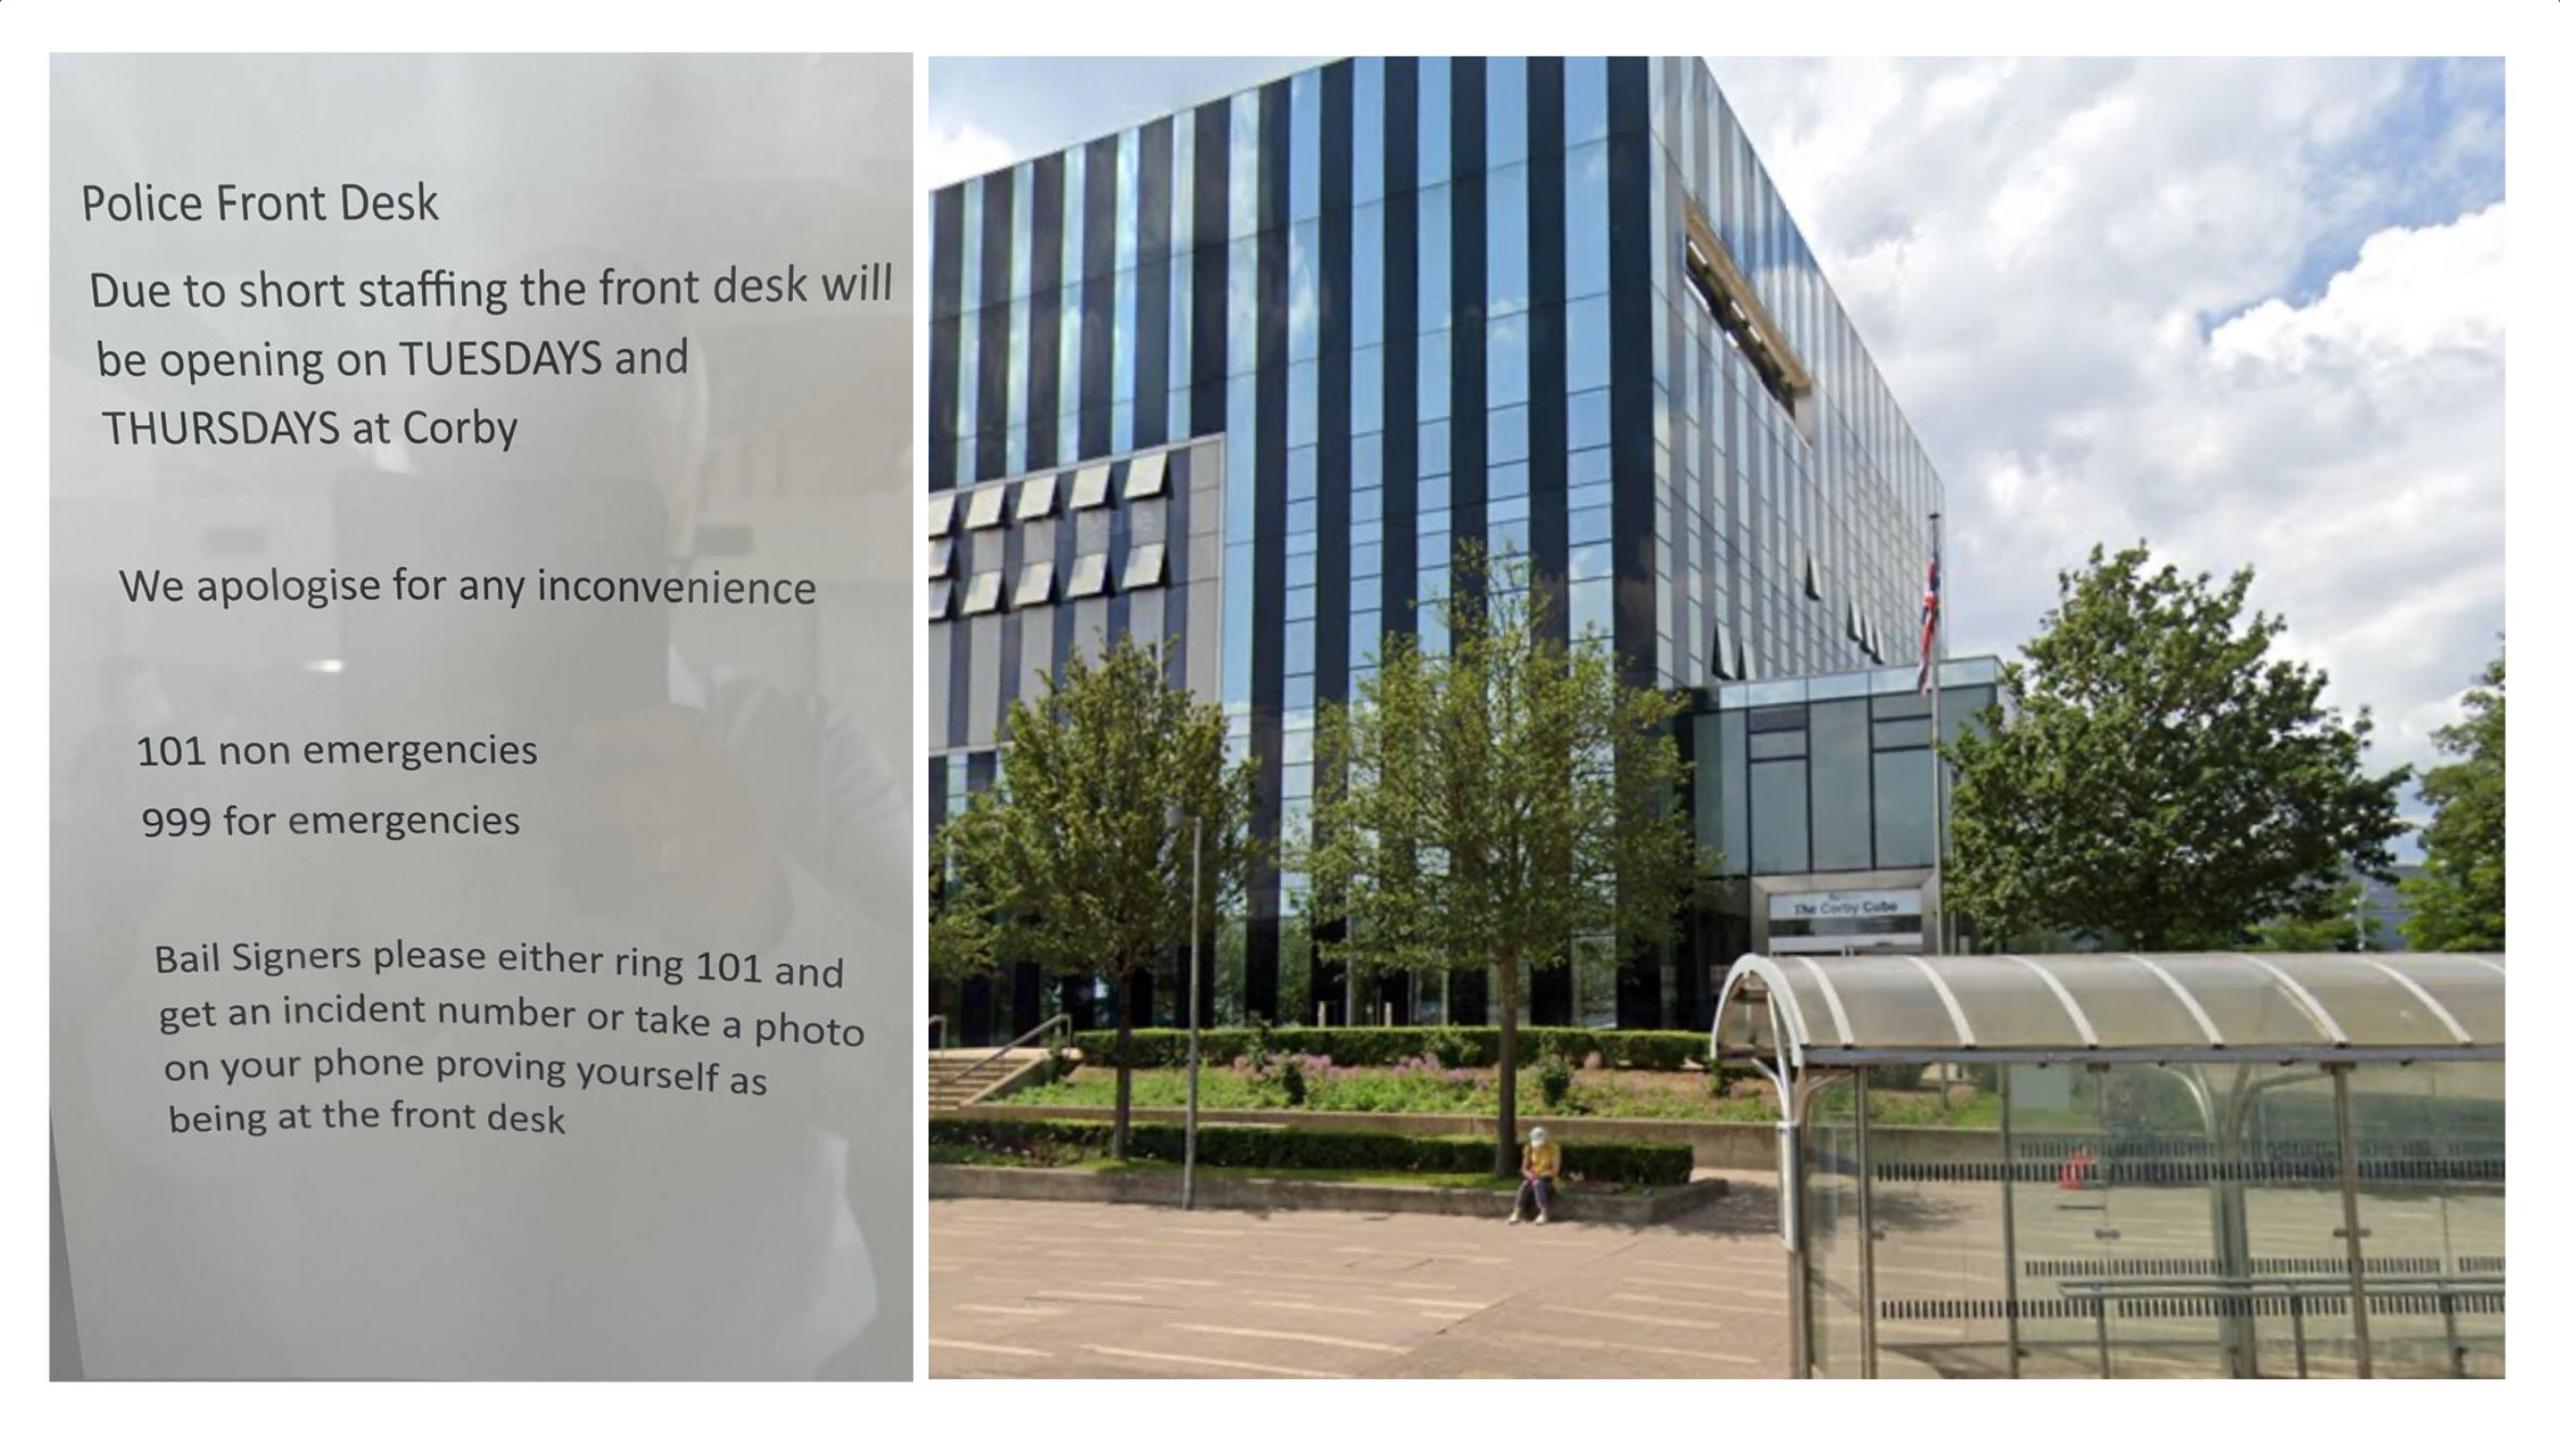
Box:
[1535,1049,1576,1109]
[2247,877,2385,951]
[928,637,1258,1154]
[1292,545,1706,1170]
[1276,1056,1310,1107]
[1066,1025,1715,1071]
[931,1117,1695,1186]
[2400,651,2504,951]
[1945,544,2407,950]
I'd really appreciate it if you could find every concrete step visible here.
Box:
[922,1047,1054,1110]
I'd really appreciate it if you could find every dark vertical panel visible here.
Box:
[1135,117,1174,448]
[1381,57,1418,643]
[1524,58,1575,1027]
[1445,57,1490,1026]
[1190,98,1232,438]
[1661,146,1693,687]
[945,604,971,752]
[928,184,966,492]
[1245,81,1292,1023]
[974,168,1013,483]
[1080,135,1118,461]
[1165,448,1192,698]
[1606,57,1657,688]
[1374,60,1423,1027]
[997,517,1024,723]
[1309,60,1354,1026]
[1026,154,1065,472]
[1448,57,1488,612]
[1106,457,1132,646]
[1611,58,1668,1027]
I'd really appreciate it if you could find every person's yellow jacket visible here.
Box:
[1524,1141,1561,1178]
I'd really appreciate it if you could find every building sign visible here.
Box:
[1768,888,1926,953]
[1770,889,1925,922]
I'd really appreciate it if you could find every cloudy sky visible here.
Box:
[927,57,2506,827]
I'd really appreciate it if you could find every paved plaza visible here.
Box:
[931,1173,1792,1379]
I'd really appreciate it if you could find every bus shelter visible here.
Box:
[1711,952,2504,1379]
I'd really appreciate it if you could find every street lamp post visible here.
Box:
[1182,814,1204,1211]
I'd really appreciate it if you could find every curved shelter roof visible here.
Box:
[1712,952,2504,1065]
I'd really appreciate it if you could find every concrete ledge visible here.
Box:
[939,1101,2002,1170]
[929,1162,1729,1224]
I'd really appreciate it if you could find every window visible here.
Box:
[961,569,1004,616]
[1748,758,1809,875]
[1068,463,1112,510]
[925,491,957,536]
[1810,698,1874,872]
[963,484,1007,530]
[926,579,953,621]
[926,539,954,579]
[1123,543,1168,589]
[1015,471,1058,520]
[1014,559,1056,607]
[1123,450,1168,500]
[1682,199,1812,433]
[1067,549,1110,598]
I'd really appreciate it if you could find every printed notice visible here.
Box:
[50,55,914,1380]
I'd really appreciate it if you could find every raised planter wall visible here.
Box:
[929,1162,1729,1224]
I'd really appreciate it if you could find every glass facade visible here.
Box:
[1695,659,1997,879]
[929,58,1949,1034]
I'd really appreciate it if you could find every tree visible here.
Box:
[929,638,1256,1156]
[1295,548,1701,1175]
[1945,544,2406,950]
[2247,876,2386,951]
[2400,650,2504,951]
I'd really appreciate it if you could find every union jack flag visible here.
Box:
[1916,555,1941,692]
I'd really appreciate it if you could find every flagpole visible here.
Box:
[1927,512,1947,956]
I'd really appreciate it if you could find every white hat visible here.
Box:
[1529,1127,1548,1145]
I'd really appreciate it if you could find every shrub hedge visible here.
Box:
[931,1116,1694,1187]
[1068,1025,1714,1072]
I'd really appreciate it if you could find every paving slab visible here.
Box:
[932,1170,1791,1379]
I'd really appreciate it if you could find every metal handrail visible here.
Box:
[2055,1272,2503,1297]
[958,1013,1073,1082]
[2053,1271,2503,1381]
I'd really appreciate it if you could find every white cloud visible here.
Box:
[919,121,1017,191]
[1714,59,2504,788]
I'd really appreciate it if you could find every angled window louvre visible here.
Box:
[1013,559,1056,608]
[1017,472,1060,520]
[926,579,953,622]
[1123,450,1170,501]
[1123,542,1168,590]
[924,491,957,536]
[1804,546,1824,600]
[1712,621,1736,680]
[1067,549,1111,599]
[960,569,1004,616]
[926,538,955,579]
[963,484,1008,531]
[1068,463,1112,510]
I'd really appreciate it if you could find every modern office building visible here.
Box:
[929,57,1953,1042]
